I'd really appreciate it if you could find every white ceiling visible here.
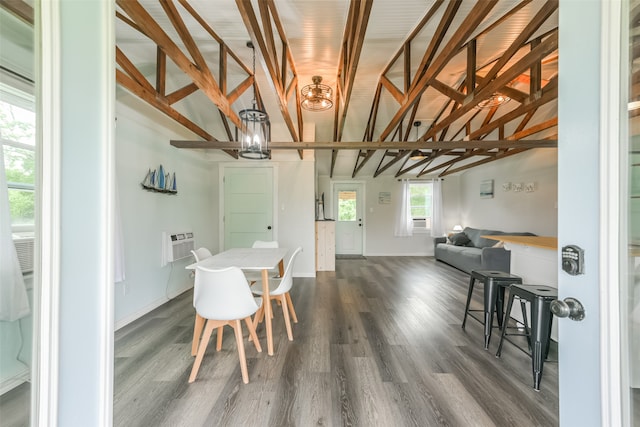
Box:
[115,0,559,178]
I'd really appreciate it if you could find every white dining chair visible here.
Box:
[189,247,222,356]
[251,247,302,341]
[191,247,212,262]
[189,266,262,384]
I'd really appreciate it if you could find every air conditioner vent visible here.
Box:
[162,231,195,265]
[14,236,34,273]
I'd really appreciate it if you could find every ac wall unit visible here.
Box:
[14,236,35,273]
[162,231,195,266]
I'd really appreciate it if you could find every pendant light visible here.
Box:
[410,121,426,161]
[238,41,270,159]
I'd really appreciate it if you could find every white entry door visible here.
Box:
[223,166,274,249]
[558,1,637,425]
[333,183,364,255]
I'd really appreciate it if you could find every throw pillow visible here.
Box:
[492,241,504,248]
[449,232,471,246]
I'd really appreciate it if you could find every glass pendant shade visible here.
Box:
[239,108,270,159]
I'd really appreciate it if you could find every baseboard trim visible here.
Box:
[363,252,432,257]
[115,284,193,331]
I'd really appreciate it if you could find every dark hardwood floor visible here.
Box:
[113,256,558,426]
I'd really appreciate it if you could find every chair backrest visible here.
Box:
[191,247,212,262]
[252,240,279,248]
[194,266,260,320]
[271,246,302,295]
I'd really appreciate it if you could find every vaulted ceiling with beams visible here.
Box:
[115,0,558,178]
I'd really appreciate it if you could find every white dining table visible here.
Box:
[186,247,288,356]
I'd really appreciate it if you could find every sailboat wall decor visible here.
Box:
[141,165,178,194]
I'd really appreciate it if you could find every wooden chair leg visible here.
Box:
[280,294,293,341]
[191,313,205,356]
[253,304,265,330]
[189,320,216,383]
[232,319,250,384]
[244,317,262,352]
[216,326,224,351]
[285,292,298,323]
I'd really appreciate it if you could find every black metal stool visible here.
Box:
[495,284,557,391]
[462,270,523,350]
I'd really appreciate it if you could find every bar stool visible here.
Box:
[462,270,523,350]
[495,284,557,391]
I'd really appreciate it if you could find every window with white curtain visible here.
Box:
[408,181,433,231]
[1,83,35,236]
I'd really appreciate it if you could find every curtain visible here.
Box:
[431,179,445,237]
[394,179,413,237]
[0,144,30,321]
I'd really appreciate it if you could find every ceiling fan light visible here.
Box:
[410,149,426,161]
[301,75,334,111]
[476,92,511,109]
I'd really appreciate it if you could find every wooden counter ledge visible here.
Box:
[482,235,558,250]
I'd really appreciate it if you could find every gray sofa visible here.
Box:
[433,227,536,274]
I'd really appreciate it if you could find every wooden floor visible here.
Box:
[112,256,559,427]
[0,256,561,426]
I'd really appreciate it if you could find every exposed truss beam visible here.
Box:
[171,139,557,150]
[328,0,373,177]
[236,0,303,160]
[0,0,33,25]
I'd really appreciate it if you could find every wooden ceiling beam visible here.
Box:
[380,1,499,141]
[422,32,558,141]
[156,47,166,96]
[117,69,232,152]
[334,0,373,142]
[408,0,462,95]
[171,139,556,150]
[236,0,301,143]
[116,0,241,129]
[165,82,198,105]
[467,76,557,140]
[439,148,530,177]
[0,0,33,25]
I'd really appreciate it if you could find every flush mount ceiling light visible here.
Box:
[238,41,270,159]
[476,92,511,109]
[301,76,333,111]
[410,121,426,160]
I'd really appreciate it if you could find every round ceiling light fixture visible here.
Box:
[301,76,334,111]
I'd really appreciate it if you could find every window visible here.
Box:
[409,181,433,231]
[1,83,36,235]
[337,190,357,221]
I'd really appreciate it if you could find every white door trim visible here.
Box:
[599,1,623,425]
[218,163,278,250]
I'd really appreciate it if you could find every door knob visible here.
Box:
[267,226,272,230]
[550,297,585,321]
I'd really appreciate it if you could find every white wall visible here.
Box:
[459,148,558,236]
[316,148,557,256]
[115,98,217,328]
[317,174,462,256]
[114,100,317,328]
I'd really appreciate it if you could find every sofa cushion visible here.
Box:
[449,232,471,246]
[463,227,504,248]
[463,227,537,248]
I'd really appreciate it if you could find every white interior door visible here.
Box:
[333,183,363,255]
[558,1,637,424]
[223,166,274,249]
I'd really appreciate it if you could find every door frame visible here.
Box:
[218,163,278,250]
[331,180,366,255]
[558,0,624,424]
[600,0,625,424]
